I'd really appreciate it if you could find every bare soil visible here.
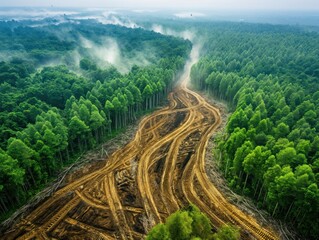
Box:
[1,83,280,240]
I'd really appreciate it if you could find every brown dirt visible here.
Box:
[1,77,280,240]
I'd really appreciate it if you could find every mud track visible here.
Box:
[2,47,279,240]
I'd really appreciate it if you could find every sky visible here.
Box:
[1,0,319,11]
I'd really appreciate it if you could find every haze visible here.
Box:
[1,0,319,10]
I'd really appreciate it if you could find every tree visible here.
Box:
[79,104,90,124]
[187,205,212,239]
[142,85,153,110]
[147,205,216,240]
[146,223,170,240]
[111,96,122,130]
[68,116,90,152]
[249,110,261,128]
[7,138,40,186]
[225,128,247,158]
[300,183,319,238]
[243,146,271,192]
[213,224,240,240]
[276,147,297,167]
[80,58,97,71]
[274,122,290,139]
[105,100,114,133]
[296,139,311,156]
[233,141,253,178]
[227,109,248,133]
[89,109,105,142]
[264,164,281,188]
[166,210,193,240]
[0,152,25,209]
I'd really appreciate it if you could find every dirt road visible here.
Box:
[2,46,279,240]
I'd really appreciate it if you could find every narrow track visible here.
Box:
[2,46,279,240]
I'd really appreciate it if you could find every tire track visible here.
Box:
[2,46,279,240]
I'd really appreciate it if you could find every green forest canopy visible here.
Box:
[191,22,319,239]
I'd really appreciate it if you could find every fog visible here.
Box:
[0,8,152,72]
[0,8,141,29]
[1,5,319,72]
[2,0,319,11]
[76,35,153,73]
[174,12,206,18]
[1,6,319,27]
[80,37,121,65]
[0,8,79,21]
[151,24,195,42]
[71,11,141,29]
[79,36,125,72]
[178,44,201,87]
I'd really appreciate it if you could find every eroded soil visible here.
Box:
[1,49,279,240]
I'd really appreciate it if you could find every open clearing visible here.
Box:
[2,49,279,240]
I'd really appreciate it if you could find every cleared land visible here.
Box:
[2,49,279,240]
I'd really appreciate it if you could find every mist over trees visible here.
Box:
[0,19,191,221]
[191,22,319,239]
[0,20,190,71]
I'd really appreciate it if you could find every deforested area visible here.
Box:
[1,2,319,240]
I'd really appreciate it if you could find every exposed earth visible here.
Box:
[2,47,279,240]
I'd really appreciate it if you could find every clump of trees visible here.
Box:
[0,20,191,221]
[191,22,319,239]
[146,205,240,240]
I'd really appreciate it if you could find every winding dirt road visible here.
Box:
[2,46,279,240]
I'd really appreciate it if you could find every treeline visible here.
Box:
[0,21,191,220]
[146,205,240,240]
[191,22,319,239]
[0,20,191,68]
[0,63,94,148]
[0,21,75,65]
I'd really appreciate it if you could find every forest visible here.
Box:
[0,19,191,221]
[1,13,319,239]
[191,22,319,239]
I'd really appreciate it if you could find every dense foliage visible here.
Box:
[146,205,240,240]
[191,22,319,239]
[0,20,190,68]
[0,20,191,221]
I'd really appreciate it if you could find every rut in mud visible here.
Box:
[2,47,279,240]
